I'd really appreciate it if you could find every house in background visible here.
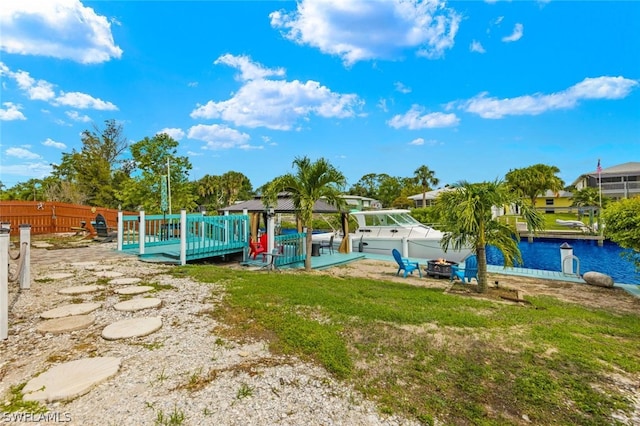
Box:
[572,161,640,200]
[340,195,381,210]
[534,190,574,214]
[407,188,453,208]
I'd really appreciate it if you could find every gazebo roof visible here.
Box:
[219,194,340,214]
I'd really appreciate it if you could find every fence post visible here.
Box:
[19,224,30,290]
[180,209,187,266]
[139,211,146,255]
[1,229,9,340]
[117,210,123,251]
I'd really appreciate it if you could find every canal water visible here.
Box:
[486,238,640,284]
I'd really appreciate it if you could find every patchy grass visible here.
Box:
[0,383,48,414]
[179,264,640,425]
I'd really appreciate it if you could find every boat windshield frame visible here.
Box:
[361,211,424,227]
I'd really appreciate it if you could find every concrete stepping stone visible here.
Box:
[37,315,95,334]
[70,261,98,268]
[102,317,162,340]
[32,242,54,248]
[86,264,114,271]
[59,285,104,295]
[113,298,162,312]
[41,272,75,280]
[94,271,124,278]
[114,285,154,295]
[22,357,121,402]
[108,277,141,285]
[41,302,102,319]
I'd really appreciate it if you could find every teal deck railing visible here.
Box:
[274,232,306,267]
[119,212,249,263]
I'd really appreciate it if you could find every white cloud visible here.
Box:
[191,56,362,130]
[388,105,459,129]
[502,23,523,43]
[377,98,389,112]
[470,40,486,53]
[1,63,118,111]
[6,147,42,160]
[394,82,411,94]
[0,102,26,121]
[0,162,53,180]
[187,124,253,150]
[409,137,424,145]
[215,53,285,82]
[65,110,91,122]
[461,76,639,119]
[157,128,185,141]
[13,70,56,101]
[42,138,66,149]
[270,0,461,65]
[0,0,122,64]
[55,92,118,110]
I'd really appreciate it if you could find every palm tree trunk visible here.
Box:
[305,228,313,271]
[477,245,488,293]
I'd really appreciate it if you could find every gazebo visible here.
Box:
[219,193,349,253]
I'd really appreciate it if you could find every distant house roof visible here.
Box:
[407,187,453,201]
[219,194,340,214]
[541,190,573,198]
[571,161,640,186]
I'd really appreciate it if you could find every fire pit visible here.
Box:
[426,259,458,279]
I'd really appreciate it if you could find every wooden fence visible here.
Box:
[0,201,136,236]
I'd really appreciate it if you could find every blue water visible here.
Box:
[486,239,640,284]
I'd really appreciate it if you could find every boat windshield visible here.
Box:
[363,212,422,227]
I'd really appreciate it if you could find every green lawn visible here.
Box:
[176,266,640,425]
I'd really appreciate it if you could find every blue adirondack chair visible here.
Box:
[450,255,478,283]
[392,249,422,278]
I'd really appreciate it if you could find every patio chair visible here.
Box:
[249,234,268,259]
[319,234,334,254]
[392,249,422,278]
[93,214,117,243]
[450,255,478,283]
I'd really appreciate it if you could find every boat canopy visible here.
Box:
[352,210,423,227]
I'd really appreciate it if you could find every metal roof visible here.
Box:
[219,196,340,214]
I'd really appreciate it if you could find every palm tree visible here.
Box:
[433,180,543,293]
[265,156,346,271]
[414,165,439,207]
[505,164,564,207]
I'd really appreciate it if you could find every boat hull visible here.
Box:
[312,232,472,263]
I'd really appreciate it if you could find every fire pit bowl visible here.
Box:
[426,259,458,279]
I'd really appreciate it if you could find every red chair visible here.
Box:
[249,234,268,259]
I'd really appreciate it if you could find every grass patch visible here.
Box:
[179,265,640,425]
[0,383,48,414]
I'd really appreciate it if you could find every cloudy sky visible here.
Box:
[1,0,638,191]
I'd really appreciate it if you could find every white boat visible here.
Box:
[313,209,473,262]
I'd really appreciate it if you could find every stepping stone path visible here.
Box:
[102,317,163,340]
[86,264,114,271]
[31,242,54,249]
[114,285,154,295]
[70,261,98,268]
[93,270,124,278]
[58,285,104,295]
[37,315,95,334]
[113,298,162,312]
[108,277,141,285]
[41,302,102,319]
[22,357,121,402]
[41,272,75,280]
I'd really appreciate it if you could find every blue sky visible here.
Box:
[1,0,639,193]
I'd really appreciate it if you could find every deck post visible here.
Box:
[1,229,9,339]
[139,211,146,255]
[267,208,275,253]
[401,237,409,258]
[18,224,30,290]
[180,209,187,265]
[242,209,248,261]
[117,210,123,251]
